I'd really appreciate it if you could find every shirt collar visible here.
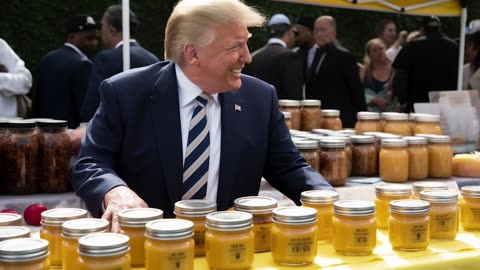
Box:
[114,39,137,48]
[64,43,87,58]
[268,38,287,48]
[175,64,219,108]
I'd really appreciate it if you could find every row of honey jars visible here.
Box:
[279,99,323,131]
[355,112,381,134]
[294,139,320,172]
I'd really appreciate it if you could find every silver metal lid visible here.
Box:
[205,211,253,231]
[351,135,375,144]
[327,135,351,143]
[234,196,277,214]
[292,137,309,144]
[0,213,22,226]
[381,112,400,119]
[294,139,318,150]
[403,136,428,145]
[334,200,375,216]
[299,134,324,141]
[461,186,480,198]
[409,113,417,120]
[375,184,412,196]
[383,112,409,120]
[300,99,321,106]
[420,190,458,204]
[272,207,317,225]
[322,109,340,117]
[414,134,438,139]
[278,99,301,107]
[311,129,336,135]
[390,200,430,215]
[78,233,130,257]
[289,129,300,136]
[300,190,339,204]
[363,132,401,140]
[41,208,88,226]
[381,138,407,147]
[357,111,380,120]
[426,135,451,143]
[412,182,449,192]
[415,113,440,122]
[174,200,216,217]
[282,111,292,119]
[62,218,110,239]
[339,129,356,136]
[117,208,163,227]
[145,219,194,240]
[320,138,346,148]
[0,238,48,262]
[0,226,30,241]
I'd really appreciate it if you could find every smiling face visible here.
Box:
[368,40,387,62]
[381,22,397,47]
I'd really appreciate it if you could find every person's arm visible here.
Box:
[392,69,408,105]
[0,39,32,96]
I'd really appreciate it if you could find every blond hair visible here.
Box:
[363,38,387,77]
[165,0,265,62]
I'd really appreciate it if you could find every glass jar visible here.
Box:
[145,219,194,270]
[118,208,163,266]
[427,135,453,178]
[319,139,348,186]
[0,226,30,242]
[62,218,109,270]
[2,120,38,194]
[205,211,254,270]
[234,196,277,252]
[332,200,376,255]
[174,200,216,257]
[295,140,319,171]
[0,238,49,270]
[300,190,339,242]
[460,186,480,231]
[355,112,381,134]
[404,136,429,180]
[279,100,301,130]
[282,111,293,129]
[0,213,22,226]
[389,200,430,251]
[37,120,71,193]
[0,120,8,192]
[374,184,412,229]
[379,139,409,183]
[363,132,401,155]
[383,113,411,136]
[78,233,130,270]
[301,100,321,131]
[350,135,377,176]
[40,208,88,267]
[420,190,459,240]
[327,135,352,177]
[322,110,342,130]
[271,207,317,266]
[413,114,443,135]
[412,182,449,199]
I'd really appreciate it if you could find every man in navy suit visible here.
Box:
[80,5,159,122]
[71,0,333,232]
[34,15,99,128]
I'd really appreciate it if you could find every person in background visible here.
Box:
[80,5,159,122]
[0,38,32,118]
[34,15,99,128]
[242,13,303,100]
[294,16,317,88]
[375,19,408,63]
[463,30,480,89]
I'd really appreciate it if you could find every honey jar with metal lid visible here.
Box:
[350,135,377,176]
[301,190,339,242]
[420,190,459,240]
[300,99,322,131]
[426,135,453,178]
[404,136,429,180]
[413,114,442,135]
[412,181,449,199]
[375,184,412,229]
[0,213,22,227]
[322,109,342,130]
[383,113,411,136]
[279,100,301,130]
[319,138,348,186]
[294,139,320,171]
[355,111,381,134]
[78,233,130,270]
[460,186,480,230]
[0,238,49,270]
[0,226,30,242]
[379,138,409,182]
[389,200,430,251]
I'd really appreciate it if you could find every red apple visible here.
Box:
[0,209,20,215]
[24,204,48,226]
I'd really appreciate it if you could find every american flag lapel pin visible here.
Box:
[235,104,242,112]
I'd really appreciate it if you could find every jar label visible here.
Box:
[410,224,428,242]
[167,252,189,269]
[432,213,455,232]
[253,224,271,249]
[193,230,205,249]
[353,228,370,246]
[227,243,247,263]
[470,208,480,223]
[281,236,315,256]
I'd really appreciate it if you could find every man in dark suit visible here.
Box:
[71,0,333,232]
[242,14,303,100]
[306,16,367,128]
[34,15,99,128]
[80,5,159,122]
[294,16,317,85]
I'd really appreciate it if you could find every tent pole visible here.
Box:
[122,0,131,71]
[457,7,467,90]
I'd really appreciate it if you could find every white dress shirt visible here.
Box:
[0,38,32,117]
[175,64,221,202]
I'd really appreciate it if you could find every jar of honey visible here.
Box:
[301,100,321,131]
[350,135,377,176]
[40,208,88,267]
[412,182,449,199]
[144,219,195,270]
[460,186,480,231]
[294,140,319,171]
[420,190,459,240]
[271,207,317,266]
[282,111,293,129]
[301,190,339,242]
[375,184,412,229]
[389,200,430,251]
[0,226,30,242]
[319,139,348,186]
[355,112,381,134]
[234,196,277,252]
[78,233,130,270]
[118,208,163,267]
[383,113,411,136]
[0,238,49,270]
[427,135,453,178]
[62,218,109,270]
[322,110,342,130]
[379,139,409,183]
[174,200,216,256]
[279,100,301,130]
[332,200,376,255]
[205,211,254,270]
[0,213,22,226]
[403,136,429,180]
[327,134,352,177]
[413,114,442,135]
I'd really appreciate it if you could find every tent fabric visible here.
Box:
[274,0,462,17]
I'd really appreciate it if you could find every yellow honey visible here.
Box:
[144,219,195,270]
[0,238,50,270]
[375,184,412,229]
[0,226,30,242]
[404,136,429,180]
[301,190,339,242]
[379,139,409,182]
[322,109,342,130]
[0,213,22,226]
[412,181,449,199]
[78,233,130,270]
[332,200,376,255]
[383,113,411,136]
[420,190,459,240]
[413,114,442,135]
[389,200,430,251]
[460,186,480,231]
[355,112,381,134]
[426,135,453,178]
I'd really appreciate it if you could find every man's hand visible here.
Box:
[102,186,148,232]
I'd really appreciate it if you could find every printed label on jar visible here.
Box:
[470,208,480,223]
[193,230,205,248]
[432,213,454,232]
[353,228,370,246]
[253,225,271,247]
[410,224,428,242]
[228,243,247,263]
[167,251,189,270]
[286,237,315,256]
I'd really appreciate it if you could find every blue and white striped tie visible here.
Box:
[182,93,210,200]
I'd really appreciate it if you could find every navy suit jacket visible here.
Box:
[80,41,159,122]
[71,62,333,218]
[34,46,92,128]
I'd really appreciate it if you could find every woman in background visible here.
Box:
[463,30,480,90]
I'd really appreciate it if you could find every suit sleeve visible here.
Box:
[71,79,127,217]
[71,60,92,124]
[343,53,367,113]
[81,54,109,122]
[262,87,334,205]
[281,52,304,100]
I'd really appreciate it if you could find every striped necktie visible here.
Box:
[182,92,210,200]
